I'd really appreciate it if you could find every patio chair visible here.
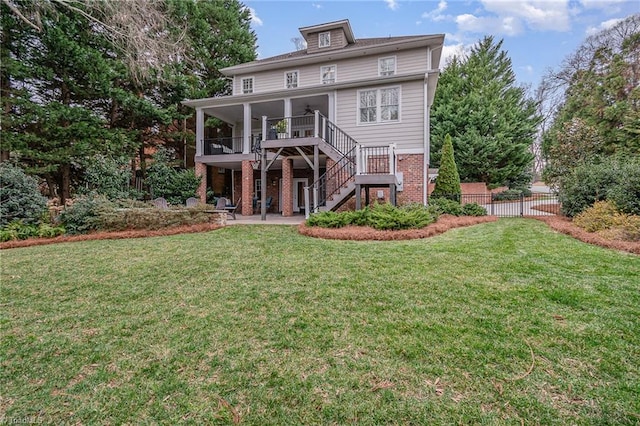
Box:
[226,197,241,220]
[152,197,168,209]
[186,197,198,207]
[216,197,228,210]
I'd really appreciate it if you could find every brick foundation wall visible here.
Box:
[396,154,424,205]
[195,162,207,203]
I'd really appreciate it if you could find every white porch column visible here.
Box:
[243,103,252,154]
[283,98,292,138]
[196,108,204,157]
[328,91,336,122]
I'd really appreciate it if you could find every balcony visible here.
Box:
[203,137,243,155]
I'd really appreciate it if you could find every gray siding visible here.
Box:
[307,28,348,54]
[335,79,425,152]
[234,47,429,94]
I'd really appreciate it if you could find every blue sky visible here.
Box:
[243,0,639,90]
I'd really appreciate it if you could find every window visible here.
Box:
[321,65,336,84]
[379,56,396,76]
[241,77,253,94]
[319,31,330,48]
[380,88,399,121]
[358,87,400,124]
[255,179,262,199]
[359,90,377,123]
[285,71,298,89]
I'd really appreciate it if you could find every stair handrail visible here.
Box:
[305,147,356,215]
[317,112,359,159]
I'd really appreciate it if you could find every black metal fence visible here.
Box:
[431,193,560,217]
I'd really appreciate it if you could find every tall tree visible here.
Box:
[542,14,640,163]
[1,0,257,202]
[431,36,539,187]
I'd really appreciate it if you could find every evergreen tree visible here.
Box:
[1,0,257,202]
[431,36,539,187]
[543,15,639,161]
[431,134,461,199]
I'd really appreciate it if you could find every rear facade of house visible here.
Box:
[182,19,444,219]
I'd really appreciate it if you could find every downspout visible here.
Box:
[423,48,432,206]
[423,74,430,206]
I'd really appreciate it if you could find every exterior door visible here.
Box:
[292,178,308,213]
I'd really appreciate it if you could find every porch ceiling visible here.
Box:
[201,95,328,125]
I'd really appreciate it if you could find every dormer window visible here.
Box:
[285,71,298,89]
[241,77,254,94]
[379,57,396,76]
[319,31,331,48]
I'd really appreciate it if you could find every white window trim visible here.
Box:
[378,56,397,76]
[320,64,337,84]
[241,76,254,94]
[319,31,331,48]
[356,85,401,125]
[284,70,299,89]
[255,178,262,198]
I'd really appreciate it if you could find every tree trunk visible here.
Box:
[60,164,71,205]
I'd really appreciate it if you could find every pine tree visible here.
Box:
[431,36,539,187]
[431,134,461,199]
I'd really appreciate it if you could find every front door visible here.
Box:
[292,178,308,213]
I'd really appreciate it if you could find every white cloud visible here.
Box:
[455,13,523,36]
[422,0,448,21]
[519,65,534,74]
[580,0,628,11]
[585,18,623,35]
[385,0,399,11]
[247,7,263,26]
[312,3,322,9]
[480,0,571,32]
[441,43,469,66]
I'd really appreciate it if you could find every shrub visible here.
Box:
[58,196,113,235]
[0,163,47,227]
[573,200,640,242]
[146,147,201,205]
[366,203,437,230]
[492,189,523,201]
[79,154,141,200]
[573,200,622,232]
[97,205,216,231]
[462,203,487,216]
[429,197,463,216]
[306,203,438,230]
[558,156,640,217]
[431,134,461,199]
[1,221,65,242]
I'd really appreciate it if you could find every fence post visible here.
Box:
[490,194,494,216]
[520,192,524,216]
[304,186,310,219]
[313,186,318,212]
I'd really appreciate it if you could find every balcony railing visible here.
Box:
[265,115,316,140]
[203,137,244,155]
[356,144,396,175]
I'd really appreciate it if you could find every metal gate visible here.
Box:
[433,193,559,217]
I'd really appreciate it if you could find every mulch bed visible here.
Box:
[532,215,640,255]
[3,212,638,255]
[298,215,498,241]
[0,223,223,250]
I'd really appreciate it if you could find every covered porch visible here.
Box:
[187,95,400,220]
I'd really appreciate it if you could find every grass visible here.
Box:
[1,219,639,424]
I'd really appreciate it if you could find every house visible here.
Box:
[182,19,444,219]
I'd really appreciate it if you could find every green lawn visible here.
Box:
[1,219,639,424]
